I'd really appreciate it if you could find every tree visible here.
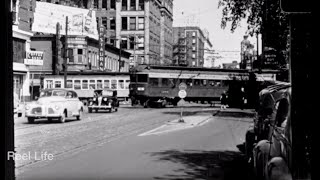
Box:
[218,0,289,69]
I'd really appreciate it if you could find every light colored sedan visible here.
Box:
[25,89,84,123]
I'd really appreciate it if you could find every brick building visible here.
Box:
[172,26,211,67]
[41,0,174,66]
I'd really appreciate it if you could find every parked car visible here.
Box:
[87,89,119,113]
[25,89,84,123]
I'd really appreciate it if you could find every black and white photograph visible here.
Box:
[4,0,312,179]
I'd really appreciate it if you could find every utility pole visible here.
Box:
[64,16,68,88]
[119,41,122,72]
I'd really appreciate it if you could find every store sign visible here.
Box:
[98,24,105,71]
[32,2,98,39]
[24,51,44,66]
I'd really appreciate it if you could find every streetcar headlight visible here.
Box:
[55,105,60,110]
[103,98,107,101]
[93,98,96,101]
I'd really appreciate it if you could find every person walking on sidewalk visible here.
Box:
[220,91,228,110]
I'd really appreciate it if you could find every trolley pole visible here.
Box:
[64,16,68,88]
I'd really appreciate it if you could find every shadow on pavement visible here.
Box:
[215,111,255,118]
[148,149,253,180]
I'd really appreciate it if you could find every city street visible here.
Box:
[15,104,255,180]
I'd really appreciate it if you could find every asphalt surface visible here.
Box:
[14,104,255,180]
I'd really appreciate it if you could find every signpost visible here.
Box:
[178,83,187,123]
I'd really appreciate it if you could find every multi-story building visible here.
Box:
[12,0,36,102]
[48,0,174,66]
[172,26,211,67]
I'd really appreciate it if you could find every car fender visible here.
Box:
[253,139,271,179]
[265,157,292,180]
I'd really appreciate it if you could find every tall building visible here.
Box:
[172,26,211,67]
[51,0,174,66]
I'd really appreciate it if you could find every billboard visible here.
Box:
[24,51,44,66]
[32,2,98,40]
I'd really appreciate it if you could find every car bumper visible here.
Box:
[25,113,61,118]
[88,105,112,109]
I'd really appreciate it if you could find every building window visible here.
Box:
[110,18,116,30]
[46,80,53,89]
[93,0,98,8]
[121,37,128,49]
[130,17,136,30]
[192,39,196,44]
[130,0,136,10]
[192,32,196,37]
[66,80,73,89]
[74,80,81,90]
[68,48,74,63]
[111,80,117,89]
[137,36,144,50]
[138,0,144,10]
[138,17,144,30]
[89,80,96,89]
[97,80,103,89]
[55,81,62,88]
[102,17,108,29]
[29,18,33,30]
[102,0,107,9]
[122,0,127,10]
[122,17,128,30]
[96,17,99,29]
[12,38,26,63]
[104,80,110,89]
[82,80,88,89]
[119,80,124,89]
[192,54,196,58]
[129,36,135,50]
[192,46,196,51]
[77,49,83,63]
[110,0,116,9]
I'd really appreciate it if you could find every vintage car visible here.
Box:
[87,89,119,113]
[25,89,84,123]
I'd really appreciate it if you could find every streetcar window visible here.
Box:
[104,80,110,89]
[137,74,148,82]
[54,81,62,88]
[161,78,169,86]
[66,80,73,89]
[111,80,117,89]
[168,79,175,87]
[179,79,186,84]
[89,80,96,89]
[82,80,88,89]
[119,80,124,89]
[208,80,220,87]
[74,80,81,90]
[194,79,200,86]
[186,79,193,86]
[149,78,159,86]
[97,80,103,89]
[203,80,207,86]
[125,80,130,89]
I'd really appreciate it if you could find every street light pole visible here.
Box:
[64,16,68,88]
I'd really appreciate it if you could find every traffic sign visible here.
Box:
[178,90,187,99]
[179,82,187,90]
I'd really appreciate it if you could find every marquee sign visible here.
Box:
[24,51,44,66]
[98,23,105,71]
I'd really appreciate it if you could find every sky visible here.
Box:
[173,0,261,54]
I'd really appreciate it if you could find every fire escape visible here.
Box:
[173,36,188,66]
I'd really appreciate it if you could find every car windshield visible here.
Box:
[40,90,66,97]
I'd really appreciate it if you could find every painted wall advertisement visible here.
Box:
[24,51,44,66]
[32,2,98,40]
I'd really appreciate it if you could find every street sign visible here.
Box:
[178,90,187,99]
[179,82,187,90]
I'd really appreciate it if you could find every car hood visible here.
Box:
[35,97,66,105]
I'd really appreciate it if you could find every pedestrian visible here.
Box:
[220,91,228,110]
[240,87,246,110]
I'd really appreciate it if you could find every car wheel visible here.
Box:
[108,108,112,113]
[27,117,35,124]
[76,109,82,120]
[59,112,66,123]
[88,108,92,113]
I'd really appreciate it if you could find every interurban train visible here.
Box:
[129,65,278,107]
[42,72,130,105]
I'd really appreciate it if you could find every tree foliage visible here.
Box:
[218,0,290,66]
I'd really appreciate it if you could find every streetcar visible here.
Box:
[42,72,130,106]
[129,65,277,108]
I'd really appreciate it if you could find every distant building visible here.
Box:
[172,26,212,67]
[222,61,239,69]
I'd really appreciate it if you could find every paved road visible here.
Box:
[14,105,255,179]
